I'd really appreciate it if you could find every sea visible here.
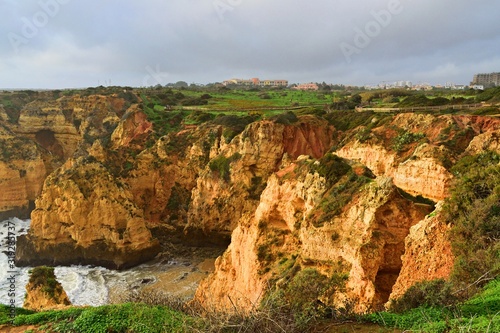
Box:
[1,217,201,308]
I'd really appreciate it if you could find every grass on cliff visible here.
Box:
[445,151,500,293]
[28,266,68,301]
[307,154,374,227]
[365,278,500,333]
[3,279,498,333]
[1,303,194,333]
[363,151,500,332]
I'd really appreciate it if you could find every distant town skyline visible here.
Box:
[1,0,500,89]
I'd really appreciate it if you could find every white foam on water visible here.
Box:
[1,218,185,308]
[55,266,110,306]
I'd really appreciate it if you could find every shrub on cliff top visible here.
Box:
[310,154,351,187]
[391,129,426,152]
[28,266,59,299]
[309,154,372,226]
[324,110,378,131]
[270,111,299,125]
[208,153,242,182]
[263,267,350,329]
[444,151,500,295]
[213,114,259,142]
[389,279,456,313]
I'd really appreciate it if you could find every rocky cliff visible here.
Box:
[0,93,132,219]
[0,124,49,220]
[186,116,334,242]
[8,91,500,311]
[195,158,432,312]
[15,157,160,269]
[194,112,500,313]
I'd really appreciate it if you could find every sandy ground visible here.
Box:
[0,325,37,333]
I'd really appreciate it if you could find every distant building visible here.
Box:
[293,83,319,91]
[223,78,288,87]
[472,72,500,87]
[472,84,485,90]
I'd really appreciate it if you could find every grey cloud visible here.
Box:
[1,0,499,88]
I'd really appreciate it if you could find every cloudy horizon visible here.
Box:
[1,0,500,89]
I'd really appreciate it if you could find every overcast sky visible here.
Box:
[1,0,500,89]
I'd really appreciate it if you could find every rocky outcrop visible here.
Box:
[195,157,432,313]
[23,266,71,311]
[110,106,153,149]
[0,125,49,219]
[465,129,500,155]
[11,97,500,312]
[389,203,454,302]
[336,114,500,202]
[0,94,131,218]
[186,117,334,242]
[16,158,160,269]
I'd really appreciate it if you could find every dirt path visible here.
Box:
[0,325,37,333]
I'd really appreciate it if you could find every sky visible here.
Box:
[1,0,500,89]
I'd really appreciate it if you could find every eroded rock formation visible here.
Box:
[195,159,432,312]
[6,92,500,311]
[23,266,71,311]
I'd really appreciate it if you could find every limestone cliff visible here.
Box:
[0,125,49,219]
[11,95,500,312]
[15,157,160,269]
[335,114,500,202]
[389,202,454,302]
[194,113,500,313]
[0,94,132,218]
[195,156,432,313]
[186,116,334,242]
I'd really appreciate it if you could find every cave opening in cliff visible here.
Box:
[35,129,64,158]
[371,240,408,309]
[374,267,401,307]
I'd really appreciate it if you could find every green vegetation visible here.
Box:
[324,110,391,131]
[392,129,426,152]
[1,303,192,333]
[264,268,349,329]
[308,154,372,227]
[208,152,242,181]
[398,94,451,107]
[475,86,500,103]
[212,114,259,142]
[269,110,299,124]
[365,278,500,333]
[445,152,500,292]
[389,279,456,313]
[310,154,352,187]
[28,266,65,300]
